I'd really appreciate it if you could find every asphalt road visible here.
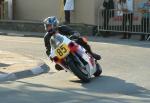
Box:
[0,35,150,103]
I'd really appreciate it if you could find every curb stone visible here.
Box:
[0,32,7,35]
[0,64,50,82]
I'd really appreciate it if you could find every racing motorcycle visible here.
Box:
[50,33,102,82]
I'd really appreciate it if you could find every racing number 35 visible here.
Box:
[57,45,67,56]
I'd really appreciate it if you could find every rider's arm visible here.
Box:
[58,25,73,35]
[58,25,80,39]
[58,25,80,36]
[44,33,51,56]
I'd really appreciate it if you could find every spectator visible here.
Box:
[116,0,123,16]
[120,0,133,39]
[64,0,66,5]
[103,0,115,30]
[64,0,74,24]
[138,0,150,41]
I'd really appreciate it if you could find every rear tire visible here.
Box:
[94,63,102,77]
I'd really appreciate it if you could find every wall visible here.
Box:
[8,0,150,25]
[13,0,100,25]
[71,0,99,25]
[13,0,60,21]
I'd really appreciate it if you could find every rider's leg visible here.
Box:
[75,37,101,60]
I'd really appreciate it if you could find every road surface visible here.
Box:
[0,35,150,103]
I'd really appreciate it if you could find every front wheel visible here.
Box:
[67,54,90,83]
[94,63,102,77]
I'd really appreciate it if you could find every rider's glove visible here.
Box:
[50,57,53,61]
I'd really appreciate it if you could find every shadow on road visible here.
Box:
[81,76,150,98]
[0,75,149,103]
[0,63,10,74]
[70,76,150,99]
[0,63,10,68]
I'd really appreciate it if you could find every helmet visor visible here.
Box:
[44,24,53,31]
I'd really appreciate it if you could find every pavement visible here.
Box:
[0,33,150,103]
[0,50,50,82]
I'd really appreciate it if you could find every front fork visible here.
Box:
[60,53,90,77]
[56,53,76,72]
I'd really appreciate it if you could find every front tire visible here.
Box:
[67,54,90,83]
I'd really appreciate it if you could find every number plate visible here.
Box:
[55,44,70,59]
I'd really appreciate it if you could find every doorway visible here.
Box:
[0,0,5,19]
[0,0,13,19]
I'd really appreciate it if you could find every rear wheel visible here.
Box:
[94,63,102,77]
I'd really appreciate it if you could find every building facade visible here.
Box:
[13,0,101,25]
[2,0,147,25]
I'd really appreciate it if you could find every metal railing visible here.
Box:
[97,8,150,40]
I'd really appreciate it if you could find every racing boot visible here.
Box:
[91,52,101,60]
[55,64,64,71]
[84,43,101,60]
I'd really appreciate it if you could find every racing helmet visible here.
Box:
[43,16,59,32]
